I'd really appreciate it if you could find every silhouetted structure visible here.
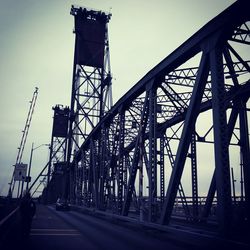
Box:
[40,1,250,239]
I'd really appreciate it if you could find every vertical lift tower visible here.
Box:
[45,105,70,203]
[66,6,112,202]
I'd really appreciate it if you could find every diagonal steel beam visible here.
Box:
[201,101,239,219]
[160,52,210,225]
[122,91,150,216]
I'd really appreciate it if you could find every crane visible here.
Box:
[8,87,39,198]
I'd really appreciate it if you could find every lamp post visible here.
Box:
[25,142,50,194]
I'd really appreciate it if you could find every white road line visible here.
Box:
[31,229,78,232]
[30,233,81,236]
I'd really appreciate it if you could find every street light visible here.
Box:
[25,142,50,193]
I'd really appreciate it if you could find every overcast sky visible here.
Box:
[0,0,236,196]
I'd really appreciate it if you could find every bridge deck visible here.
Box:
[28,204,183,250]
[10,204,246,250]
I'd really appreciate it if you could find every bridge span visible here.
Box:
[2,0,250,248]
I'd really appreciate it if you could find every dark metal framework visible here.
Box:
[64,1,249,237]
[66,6,112,203]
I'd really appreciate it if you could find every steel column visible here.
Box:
[159,136,165,204]
[210,46,232,236]
[148,86,157,222]
[99,125,107,210]
[90,139,99,208]
[202,103,239,219]
[82,151,88,205]
[117,110,125,214]
[239,100,250,224]
[190,133,198,220]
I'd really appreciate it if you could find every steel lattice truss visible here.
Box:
[68,1,250,236]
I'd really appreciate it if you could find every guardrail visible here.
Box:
[0,206,21,249]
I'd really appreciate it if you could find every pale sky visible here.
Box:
[0,0,236,196]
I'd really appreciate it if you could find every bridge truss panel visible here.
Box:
[66,1,249,237]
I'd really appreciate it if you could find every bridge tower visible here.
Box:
[66,6,112,203]
[44,105,70,203]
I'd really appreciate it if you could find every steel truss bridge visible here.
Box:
[37,0,250,239]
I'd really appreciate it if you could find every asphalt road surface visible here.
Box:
[15,204,250,250]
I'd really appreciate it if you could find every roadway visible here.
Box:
[7,203,249,250]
